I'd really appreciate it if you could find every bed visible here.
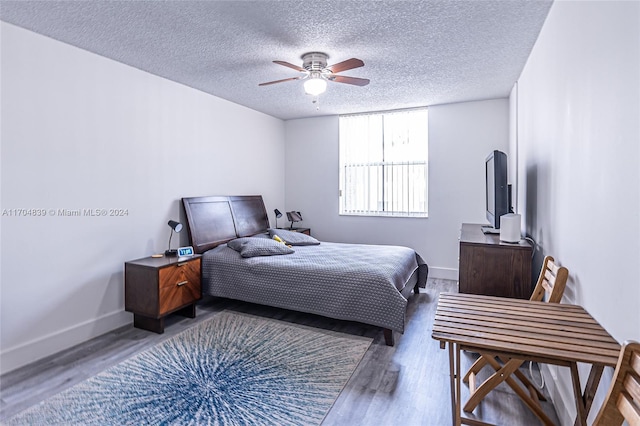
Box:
[182,195,428,345]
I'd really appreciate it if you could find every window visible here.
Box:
[339,108,428,217]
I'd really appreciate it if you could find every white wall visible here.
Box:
[514,2,640,424]
[284,99,509,278]
[0,23,286,374]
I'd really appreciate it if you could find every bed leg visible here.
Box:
[383,329,394,346]
[414,283,420,294]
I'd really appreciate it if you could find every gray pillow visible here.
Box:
[249,232,270,239]
[227,237,294,258]
[268,228,320,246]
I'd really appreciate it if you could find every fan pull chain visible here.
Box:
[312,96,320,110]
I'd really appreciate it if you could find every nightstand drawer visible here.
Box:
[158,258,201,289]
[159,276,201,315]
[158,258,201,315]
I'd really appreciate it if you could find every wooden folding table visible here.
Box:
[432,292,620,426]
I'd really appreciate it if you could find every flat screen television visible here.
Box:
[485,150,509,229]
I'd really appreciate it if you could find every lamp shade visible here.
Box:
[304,77,327,96]
[168,220,183,233]
[274,209,282,219]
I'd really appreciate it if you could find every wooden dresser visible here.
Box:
[458,223,532,299]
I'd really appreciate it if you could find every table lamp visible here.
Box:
[274,209,282,228]
[165,220,183,257]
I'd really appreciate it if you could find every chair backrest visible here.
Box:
[529,256,568,303]
[593,340,640,426]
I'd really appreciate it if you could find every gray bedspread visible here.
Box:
[201,239,428,333]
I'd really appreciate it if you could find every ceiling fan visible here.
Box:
[259,52,370,95]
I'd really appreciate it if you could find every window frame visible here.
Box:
[338,108,429,218]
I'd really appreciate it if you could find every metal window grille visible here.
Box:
[339,109,428,217]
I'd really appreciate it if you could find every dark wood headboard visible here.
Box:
[181,195,270,254]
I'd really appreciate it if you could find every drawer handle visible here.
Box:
[177,262,187,267]
[176,280,188,287]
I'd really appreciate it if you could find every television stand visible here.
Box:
[481,225,500,235]
[459,223,532,299]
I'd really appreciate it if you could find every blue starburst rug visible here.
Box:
[6,311,372,425]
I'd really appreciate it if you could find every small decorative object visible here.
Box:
[165,220,183,257]
[499,213,522,243]
[274,209,282,228]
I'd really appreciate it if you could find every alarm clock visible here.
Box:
[177,246,194,258]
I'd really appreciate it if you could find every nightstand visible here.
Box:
[281,227,311,236]
[124,255,202,333]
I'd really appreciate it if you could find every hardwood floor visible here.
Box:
[0,279,560,425]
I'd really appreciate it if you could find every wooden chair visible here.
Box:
[462,255,569,425]
[593,340,640,426]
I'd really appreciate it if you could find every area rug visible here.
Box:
[5,311,372,425]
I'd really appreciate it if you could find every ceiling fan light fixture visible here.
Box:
[304,76,327,96]
[260,52,368,95]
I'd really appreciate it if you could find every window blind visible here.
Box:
[339,108,428,217]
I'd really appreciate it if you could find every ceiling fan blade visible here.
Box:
[258,76,303,86]
[273,60,306,72]
[327,58,364,74]
[330,75,370,87]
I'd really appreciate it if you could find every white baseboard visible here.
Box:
[428,266,458,281]
[0,310,132,375]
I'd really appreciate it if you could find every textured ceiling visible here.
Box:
[0,1,552,120]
